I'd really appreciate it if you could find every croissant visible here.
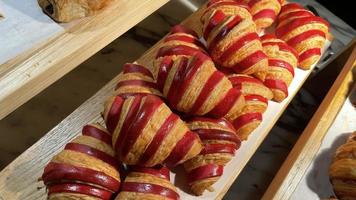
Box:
[201,0,268,78]
[228,74,272,140]
[261,34,299,102]
[42,124,120,200]
[245,0,285,30]
[329,132,356,200]
[38,0,111,22]
[103,94,202,167]
[116,166,179,200]
[184,117,241,195]
[154,25,245,119]
[114,63,162,98]
[276,3,329,69]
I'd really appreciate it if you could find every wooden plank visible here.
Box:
[262,43,356,200]
[0,5,332,200]
[0,0,169,120]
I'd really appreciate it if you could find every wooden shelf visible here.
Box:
[263,42,356,200]
[0,0,169,120]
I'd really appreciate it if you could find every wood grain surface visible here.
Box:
[0,0,169,120]
[262,42,356,200]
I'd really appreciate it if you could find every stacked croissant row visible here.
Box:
[42,0,330,198]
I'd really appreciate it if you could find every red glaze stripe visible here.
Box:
[232,112,262,130]
[276,16,329,38]
[157,56,173,92]
[65,143,118,168]
[139,114,179,165]
[269,59,295,76]
[114,96,142,155]
[82,125,112,146]
[203,10,226,39]
[298,48,321,63]
[43,162,120,192]
[264,79,288,96]
[164,35,205,50]
[244,94,268,104]
[187,164,223,183]
[115,80,159,91]
[166,57,189,109]
[121,182,179,199]
[248,0,261,7]
[164,131,198,167]
[170,25,198,38]
[208,88,242,118]
[156,45,200,58]
[200,143,236,155]
[194,129,240,147]
[218,32,260,65]
[253,9,276,21]
[106,96,124,134]
[261,33,276,41]
[48,183,112,200]
[122,63,153,78]
[233,50,267,73]
[189,71,225,115]
[229,75,264,87]
[130,166,170,181]
[208,15,243,53]
[286,29,326,48]
[121,96,163,160]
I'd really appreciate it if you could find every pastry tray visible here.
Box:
[0,4,333,200]
[263,42,355,200]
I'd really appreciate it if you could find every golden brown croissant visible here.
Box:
[103,94,202,167]
[42,124,120,200]
[228,74,272,140]
[261,34,299,102]
[329,132,356,200]
[184,117,241,195]
[116,166,179,200]
[276,3,329,69]
[154,25,245,119]
[245,0,285,30]
[201,0,268,78]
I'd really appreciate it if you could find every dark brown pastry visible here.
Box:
[38,0,111,22]
[329,132,356,200]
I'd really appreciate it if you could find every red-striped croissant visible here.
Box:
[116,166,179,200]
[154,25,245,120]
[184,117,241,195]
[245,0,285,30]
[115,63,162,98]
[261,34,299,102]
[103,94,203,167]
[228,74,272,140]
[201,0,268,78]
[42,124,121,200]
[276,3,329,69]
